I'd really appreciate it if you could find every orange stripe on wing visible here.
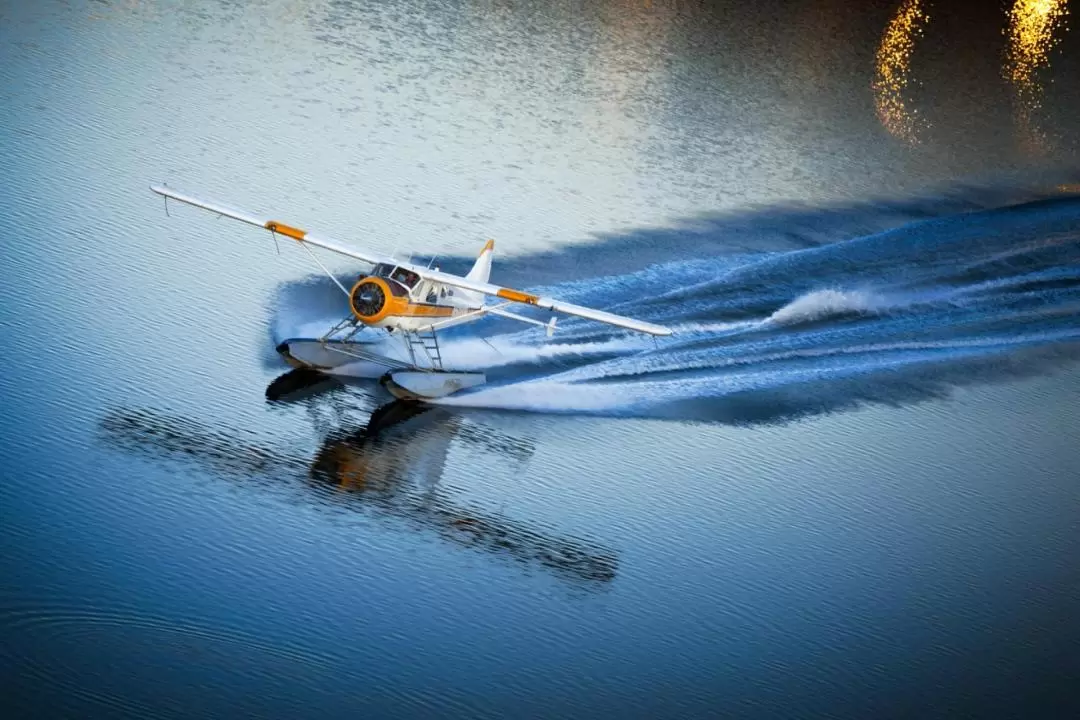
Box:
[265,221,306,241]
[497,288,538,305]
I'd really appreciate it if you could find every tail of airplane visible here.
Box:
[457,239,494,307]
[466,239,494,284]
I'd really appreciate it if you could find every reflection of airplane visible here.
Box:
[150,185,670,401]
[99,398,618,585]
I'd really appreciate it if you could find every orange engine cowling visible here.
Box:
[349,277,404,324]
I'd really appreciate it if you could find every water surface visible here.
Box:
[2,0,1080,717]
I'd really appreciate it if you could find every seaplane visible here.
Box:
[150,184,672,401]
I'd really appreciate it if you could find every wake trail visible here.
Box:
[269,190,1080,424]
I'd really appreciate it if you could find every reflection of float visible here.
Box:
[99,392,618,586]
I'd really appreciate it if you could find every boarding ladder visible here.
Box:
[405,328,444,371]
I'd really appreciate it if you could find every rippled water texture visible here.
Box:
[2,1,1080,718]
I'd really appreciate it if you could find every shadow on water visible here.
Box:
[98,393,619,587]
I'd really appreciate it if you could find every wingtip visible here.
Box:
[482,238,495,253]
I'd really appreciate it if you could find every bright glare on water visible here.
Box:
[2,1,1080,718]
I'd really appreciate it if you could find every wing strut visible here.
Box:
[300,241,351,298]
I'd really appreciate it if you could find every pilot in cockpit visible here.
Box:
[391,268,419,288]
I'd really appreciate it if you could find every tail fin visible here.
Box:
[456,239,494,308]
[466,239,494,284]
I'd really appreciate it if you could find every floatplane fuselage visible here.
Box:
[150,184,672,401]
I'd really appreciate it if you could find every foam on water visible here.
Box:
[766,289,884,325]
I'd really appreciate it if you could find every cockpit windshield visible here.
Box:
[368,263,420,288]
[371,263,395,278]
[390,267,420,288]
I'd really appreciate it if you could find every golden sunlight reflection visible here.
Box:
[873,0,931,145]
[1005,0,1071,152]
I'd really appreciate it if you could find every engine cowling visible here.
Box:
[350,277,391,323]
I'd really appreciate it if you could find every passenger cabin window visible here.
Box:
[419,281,438,303]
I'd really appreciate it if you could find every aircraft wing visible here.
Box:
[150,184,672,337]
[421,269,672,336]
[151,184,389,266]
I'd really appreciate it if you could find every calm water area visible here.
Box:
[2,0,1080,717]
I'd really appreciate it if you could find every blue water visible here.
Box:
[3,1,1080,718]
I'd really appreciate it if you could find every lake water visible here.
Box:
[2,0,1079,717]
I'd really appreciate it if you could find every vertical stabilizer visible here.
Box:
[466,239,495,284]
[457,239,494,306]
